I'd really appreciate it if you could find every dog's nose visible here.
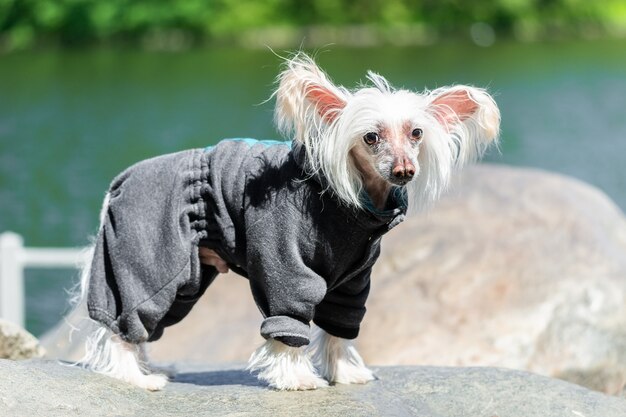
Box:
[392,163,415,179]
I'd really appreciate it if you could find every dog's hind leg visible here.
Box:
[72,193,166,391]
[247,338,329,390]
[308,326,376,385]
[82,329,168,391]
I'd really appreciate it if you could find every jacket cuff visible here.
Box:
[313,319,360,340]
[260,316,311,347]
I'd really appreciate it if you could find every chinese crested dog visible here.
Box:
[75,52,500,391]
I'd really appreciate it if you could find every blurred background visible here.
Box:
[1,0,626,339]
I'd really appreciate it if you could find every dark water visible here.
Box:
[1,41,626,335]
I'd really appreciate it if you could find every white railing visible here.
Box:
[0,231,87,328]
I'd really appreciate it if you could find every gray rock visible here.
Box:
[0,319,45,360]
[42,164,626,394]
[359,165,626,395]
[1,360,625,417]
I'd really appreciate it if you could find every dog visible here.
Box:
[75,52,500,391]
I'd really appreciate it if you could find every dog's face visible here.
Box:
[346,85,496,189]
[345,89,428,188]
[357,121,422,187]
[275,53,500,210]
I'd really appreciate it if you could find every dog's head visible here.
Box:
[274,52,500,212]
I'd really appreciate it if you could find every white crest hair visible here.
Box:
[275,53,500,212]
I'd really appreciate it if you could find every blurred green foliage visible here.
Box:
[1,0,626,50]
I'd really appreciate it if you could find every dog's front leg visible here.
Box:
[247,338,328,390]
[308,327,376,385]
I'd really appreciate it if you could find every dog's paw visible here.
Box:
[309,328,376,385]
[330,361,375,385]
[248,338,329,391]
[130,373,169,391]
[264,368,329,391]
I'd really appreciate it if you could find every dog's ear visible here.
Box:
[303,83,346,124]
[274,53,348,141]
[428,86,500,143]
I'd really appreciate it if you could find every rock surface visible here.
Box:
[1,359,625,417]
[0,319,45,360]
[42,164,626,394]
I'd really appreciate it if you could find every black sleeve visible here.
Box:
[313,267,372,340]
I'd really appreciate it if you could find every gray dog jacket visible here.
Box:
[87,139,406,346]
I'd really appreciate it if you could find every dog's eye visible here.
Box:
[363,132,380,146]
[411,128,423,141]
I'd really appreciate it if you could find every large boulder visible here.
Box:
[359,164,626,395]
[42,164,626,393]
[1,360,625,417]
[0,319,45,360]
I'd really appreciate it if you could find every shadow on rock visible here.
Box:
[173,369,261,387]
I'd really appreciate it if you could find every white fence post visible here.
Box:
[0,232,25,328]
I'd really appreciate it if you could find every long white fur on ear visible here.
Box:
[274,52,363,207]
[406,86,500,215]
[274,52,349,143]
[428,85,500,167]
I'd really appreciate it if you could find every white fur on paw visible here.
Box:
[331,360,375,385]
[267,368,329,391]
[247,339,328,391]
[80,331,169,391]
[309,328,376,385]
[131,373,168,391]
